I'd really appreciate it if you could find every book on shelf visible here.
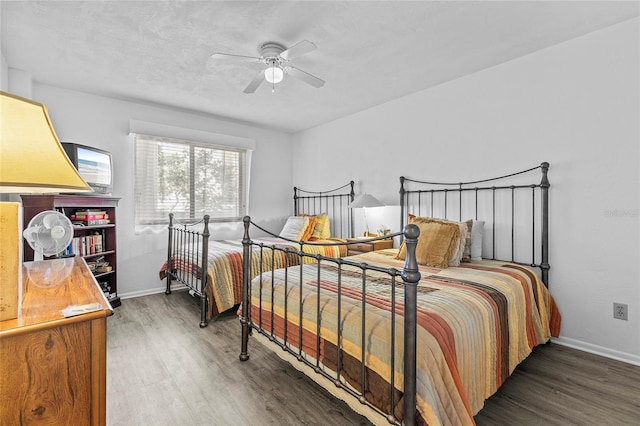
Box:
[73,209,107,215]
[72,218,111,226]
[64,231,105,257]
[71,212,109,221]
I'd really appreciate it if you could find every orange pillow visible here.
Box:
[300,216,318,241]
[306,213,330,240]
[396,216,462,268]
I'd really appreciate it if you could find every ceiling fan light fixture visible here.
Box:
[264,65,284,84]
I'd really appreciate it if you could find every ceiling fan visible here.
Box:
[211,40,325,94]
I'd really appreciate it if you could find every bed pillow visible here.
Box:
[311,213,331,240]
[462,219,473,262]
[410,217,467,267]
[279,216,310,241]
[300,215,318,241]
[396,217,462,269]
[471,220,485,260]
[402,215,468,266]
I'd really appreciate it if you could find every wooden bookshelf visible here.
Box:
[21,194,121,307]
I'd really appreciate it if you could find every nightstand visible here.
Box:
[346,237,394,256]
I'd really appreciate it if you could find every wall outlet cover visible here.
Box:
[613,302,628,321]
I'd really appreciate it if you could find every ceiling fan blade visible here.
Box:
[243,69,265,94]
[279,40,317,61]
[211,52,261,61]
[285,66,325,88]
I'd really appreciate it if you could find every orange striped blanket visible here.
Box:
[160,238,345,318]
[249,250,561,425]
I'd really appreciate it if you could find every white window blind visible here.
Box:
[134,134,248,226]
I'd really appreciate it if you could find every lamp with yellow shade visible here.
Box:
[0,91,92,321]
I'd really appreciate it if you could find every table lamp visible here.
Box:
[348,193,383,236]
[0,91,92,321]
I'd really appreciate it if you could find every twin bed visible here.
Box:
[161,181,355,327]
[162,164,560,425]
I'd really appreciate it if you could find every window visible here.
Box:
[134,134,248,226]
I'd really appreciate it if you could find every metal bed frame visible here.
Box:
[164,181,357,327]
[294,180,355,239]
[238,163,551,425]
[400,162,550,285]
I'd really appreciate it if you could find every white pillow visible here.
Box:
[471,220,484,260]
[279,216,309,241]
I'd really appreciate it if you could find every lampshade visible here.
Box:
[348,193,383,209]
[264,65,284,84]
[0,91,92,194]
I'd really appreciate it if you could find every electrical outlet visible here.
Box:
[613,302,628,320]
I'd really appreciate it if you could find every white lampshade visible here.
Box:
[348,193,383,209]
[264,66,284,84]
[0,91,92,193]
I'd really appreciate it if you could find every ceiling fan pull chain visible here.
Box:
[272,63,277,93]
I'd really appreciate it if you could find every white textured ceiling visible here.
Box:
[1,1,638,133]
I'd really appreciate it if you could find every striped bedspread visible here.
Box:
[161,238,345,318]
[249,250,561,425]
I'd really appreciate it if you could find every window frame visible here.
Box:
[133,133,250,227]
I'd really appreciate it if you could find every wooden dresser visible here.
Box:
[0,257,113,425]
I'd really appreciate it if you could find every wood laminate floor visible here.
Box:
[107,292,640,425]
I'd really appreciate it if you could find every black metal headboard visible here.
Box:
[400,162,550,286]
[294,181,356,239]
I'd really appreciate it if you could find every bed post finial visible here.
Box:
[202,215,210,238]
[401,223,420,425]
[540,162,550,188]
[240,216,252,361]
[540,162,550,286]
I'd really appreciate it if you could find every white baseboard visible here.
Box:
[118,283,188,300]
[552,336,640,366]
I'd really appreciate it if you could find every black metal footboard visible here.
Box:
[239,216,421,425]
[165,213,210,327]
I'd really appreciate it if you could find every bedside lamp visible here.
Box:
[348,193,383,236]
[0,91,92,321]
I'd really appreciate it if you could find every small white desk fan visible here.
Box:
[23,210,74,261]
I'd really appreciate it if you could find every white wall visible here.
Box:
[1,52,7,91]
[293,18,640,364]
[28,85,293,298]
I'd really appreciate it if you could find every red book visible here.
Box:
[72,212,108,220]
